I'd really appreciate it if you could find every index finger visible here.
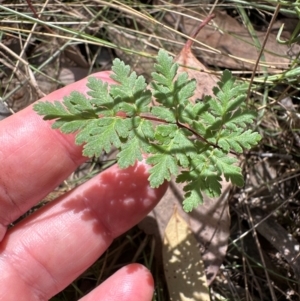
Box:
[0,71,113,239]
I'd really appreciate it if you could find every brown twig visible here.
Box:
[25,0,55,34]
[184,14,216,51]
[138,113,237,155]
[246,4,281,100]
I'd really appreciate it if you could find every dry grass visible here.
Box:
[1,0,300,300]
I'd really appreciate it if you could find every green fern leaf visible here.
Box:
[76,117,130,157]
[177,167,222,212]
[151,49,177,88]
[33,101,72,119]
[118,117,155,168]
[33,49,262,212]
[86,77,115,116]
[182,188,204,213]
[147,154,178,188]
[218,129,262,153]
[151,106,177,123]
[63,91,95,114]
[211,149,244,187]
[117,137,143,168]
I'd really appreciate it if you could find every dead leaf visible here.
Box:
[58,67,90,86]
[175,46,218,101]
[175,14,218,101]
[182,10,299,72]
[251,207,300,280]
[163,209,210,301]
[64,45,89,68]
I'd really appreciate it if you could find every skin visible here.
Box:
[0,72,168,300]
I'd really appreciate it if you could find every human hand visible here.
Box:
[0,72,168,300]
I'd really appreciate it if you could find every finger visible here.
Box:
[79,264,154,301]
[0,71,112,239]
[0,162,168,300]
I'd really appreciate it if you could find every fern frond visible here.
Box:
[33,49,261,212]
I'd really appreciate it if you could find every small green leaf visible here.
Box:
[176,170,207,212]
[118,137,143,168]
[218,129,261,153]
[152,49,177,88]
[86,77,115,114]
[110,59,131,85]
[76,117,127,156]
[63,91,94,114]
[182,189,204,212]
[211,150,244,187]
[33,101,71,119]
[151,106,176,122]
[147,154,178,187]
[58,119,89,134]
[127,117,155,153]
[175,75,196,105]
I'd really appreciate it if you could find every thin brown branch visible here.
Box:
[246,4,281,100]
[138,113,238,155]
[184,14,216,51]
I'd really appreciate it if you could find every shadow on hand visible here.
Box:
[62,162,160,237]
